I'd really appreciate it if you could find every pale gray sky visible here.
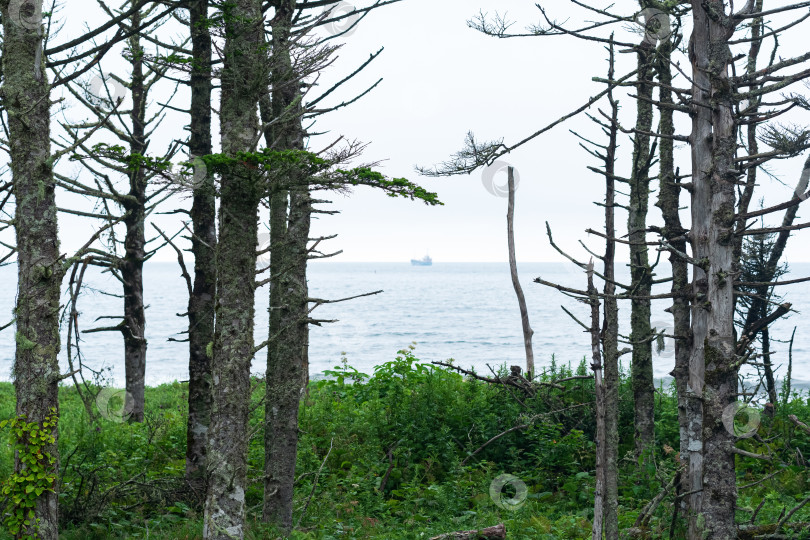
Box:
[32,0,810,264]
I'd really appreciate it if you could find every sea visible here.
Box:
[0,262,808,389]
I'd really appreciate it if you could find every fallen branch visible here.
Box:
[429,523,506,540]
[789,415,810,436]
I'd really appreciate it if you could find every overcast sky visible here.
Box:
[41,0,810,264]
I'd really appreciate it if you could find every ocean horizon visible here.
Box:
[1,261,808,390]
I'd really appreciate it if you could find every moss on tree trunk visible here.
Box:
[202,1,264,538]
[2,1,62,537]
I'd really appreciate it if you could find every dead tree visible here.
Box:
[587,260,606,540]
[650,8,691,517]
[57,7,181,423]
[506,166,535,377]
[686,1,810,536]
[628,4,656,456]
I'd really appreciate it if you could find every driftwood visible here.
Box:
[429,523,506,540]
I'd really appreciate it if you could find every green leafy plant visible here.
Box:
[0,408,58,540]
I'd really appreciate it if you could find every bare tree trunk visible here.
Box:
[601,41,620,540]
[262,0,310,530]
[588,262,605,540]
[732,0,764,289]
[689,2,740,537]
[761,326,777,405]
[2,1,62,536]
[122,16,148,423]
[185,0,216,492]
[202,0,263,537]
[629,32,655,456]
[654,29,691,520]
[506,167,534,377]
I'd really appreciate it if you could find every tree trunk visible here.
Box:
[732,0,764,296]
[185,0,216,493]
[629,34,655,456]
[202,0,263,537]
[122,17,148,423]
[761,326,777,405]
[263,187,310,530]
[654,30,691,521]
[588,262,605,540]
[262,0,310,530]
[2,1,62,536]
[689,2,740,537]
[601,41,620,540]
[506,167,534,377]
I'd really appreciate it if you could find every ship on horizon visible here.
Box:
[411,254,432,266]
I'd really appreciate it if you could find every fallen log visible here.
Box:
[429,523,506,540]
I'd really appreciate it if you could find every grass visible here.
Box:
[1,347,809,539]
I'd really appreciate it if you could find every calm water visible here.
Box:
[1,262,808,387]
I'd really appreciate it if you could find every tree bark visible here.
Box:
[629,30,655,456]
[688,2,740,537]
[122,13,148,423]
[507,167,534,377]
[654,28,691,520]
[202,0,264,537]
[185,0,216,493]
[262,0,311,530]
[588,262,605,540]
[601,41,620,540]
[2,1,62,536]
